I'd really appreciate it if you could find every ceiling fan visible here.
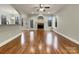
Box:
[35,4,50,12]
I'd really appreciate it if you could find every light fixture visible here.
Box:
[39,8,45,12]
[35,4,50,12]
[37,8,45,12]
[40,4,44,7]
[37,4,46,12]
[48,12,50,14]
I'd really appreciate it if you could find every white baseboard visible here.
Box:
[0,33,22,47]
[53,29,79,45]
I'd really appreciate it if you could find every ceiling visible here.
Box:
[0,4,19,15]
[11,4,66,15]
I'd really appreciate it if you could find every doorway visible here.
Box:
[37,23,44,29]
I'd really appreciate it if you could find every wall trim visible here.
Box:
[0,33,22,47]
[53,29,79,45]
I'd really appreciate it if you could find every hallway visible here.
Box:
[1,0,79,58]
[0,30,79,54]
[0,4,79,54]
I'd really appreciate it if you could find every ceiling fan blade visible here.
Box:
[45,7,50,9]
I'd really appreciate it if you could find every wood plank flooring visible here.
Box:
[0,30,79,54]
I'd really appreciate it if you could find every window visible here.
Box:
[21,18,23,26]
[48,20,52,26]
[15,17,19,25]
[55,18,57,27]
[48,16,52,27]
[53,16,57,28]
[1,15,6,25]
[30,20,33,28]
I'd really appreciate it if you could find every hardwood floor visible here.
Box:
[0,29,79,54]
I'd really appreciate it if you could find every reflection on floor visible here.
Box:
[0,30,79,54]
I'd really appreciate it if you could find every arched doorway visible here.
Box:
[37,15,44,29]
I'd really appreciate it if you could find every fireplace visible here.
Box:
[37,23,44,29]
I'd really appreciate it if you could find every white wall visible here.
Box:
[28,14,53,30]
[0,4,20,25]
[20,13,29,30]
[54,5,79,43]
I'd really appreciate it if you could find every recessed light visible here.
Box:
[48,12,50,14]
[32,12,34,14]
